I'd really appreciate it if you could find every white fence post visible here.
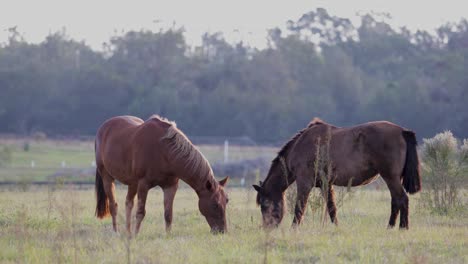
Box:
[224,140,229,164]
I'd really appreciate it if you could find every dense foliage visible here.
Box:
[1,9,467,143]
[420,131,468,215]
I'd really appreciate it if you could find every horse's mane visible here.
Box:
[148,114,176,126]
[308,117,326,126]
[161,124,213,181]
[260,117,327,189]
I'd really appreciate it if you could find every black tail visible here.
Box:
[402,130,421,194]
[95,168,110,218]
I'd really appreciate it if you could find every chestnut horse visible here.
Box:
[253,118,421,229]
[95,115,229,234]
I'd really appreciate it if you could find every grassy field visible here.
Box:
[0,138,276,182]
[0,185,466,263]
[0,138,466,263]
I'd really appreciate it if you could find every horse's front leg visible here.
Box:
[292,182,313,227]
[163,181,178,233]
[125,184,137,235]
[135,181,150,235]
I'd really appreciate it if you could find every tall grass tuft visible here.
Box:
[14,206,28,263]
[420,131,468,215]
[285,128,353,224]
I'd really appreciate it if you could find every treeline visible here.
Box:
[1,9,467,143]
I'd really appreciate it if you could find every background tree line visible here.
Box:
[1,8,467,143]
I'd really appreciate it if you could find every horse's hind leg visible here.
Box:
[125,184,137,234]
[399,192,409,229]
[382,176,408,229]
[326,185,338,225]
[102,173,118,232]
[163,182,178,233]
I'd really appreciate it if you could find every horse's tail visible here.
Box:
[95,139,110,219]
[95,168,110,218]
[401,130,421,194]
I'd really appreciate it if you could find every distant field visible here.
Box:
[0,138,276,183]
[0,186,466,263]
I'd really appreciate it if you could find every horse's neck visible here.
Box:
[264,123,311,192]
[264,160,294,193]
[177,167,214,196]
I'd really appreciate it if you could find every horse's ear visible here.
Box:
[206,180,213,191]
[253,184,264,194]
[219,176,229,187]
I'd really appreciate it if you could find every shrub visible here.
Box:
[420,131,468,215]
[32,131,47,141]
[23,141,30,152]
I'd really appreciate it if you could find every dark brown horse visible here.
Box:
[95,115,229,234]
[253,118,421,229]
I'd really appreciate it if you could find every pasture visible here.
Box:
[0,138,466,263]
[0,138,275,183]
[0,186,466,263]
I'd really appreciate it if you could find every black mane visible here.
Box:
[260,117,326,189]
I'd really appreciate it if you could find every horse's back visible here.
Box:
[96,115,172,148]
[96,116,144,140]
[332,121,407,185]
[95,116,142,181]
[290,120,407,186]
[95,115,176,185]
[344,121,406,156]
[96,116,144,155]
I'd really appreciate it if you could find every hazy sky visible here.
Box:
[1,0,467,50]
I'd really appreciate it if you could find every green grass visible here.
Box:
[0,139,95,182]
[0,187,466,263]
[5,139,95,168]
[0,138,276,182]
[1,139,465,263]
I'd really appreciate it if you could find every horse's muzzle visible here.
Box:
[211,227,227,234]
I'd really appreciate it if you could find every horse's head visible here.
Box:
[198,176,229,233]
[253,182,285,228]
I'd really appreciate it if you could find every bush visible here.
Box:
[420,131,468,215]
[32,131,47,141]
[23,141,30,152]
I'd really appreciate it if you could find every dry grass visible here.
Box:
[0,186,466,263]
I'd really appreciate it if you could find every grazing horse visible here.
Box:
[95,115,229,234]
[253,118,421,229]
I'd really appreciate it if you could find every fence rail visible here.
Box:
[0,181,94,186]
